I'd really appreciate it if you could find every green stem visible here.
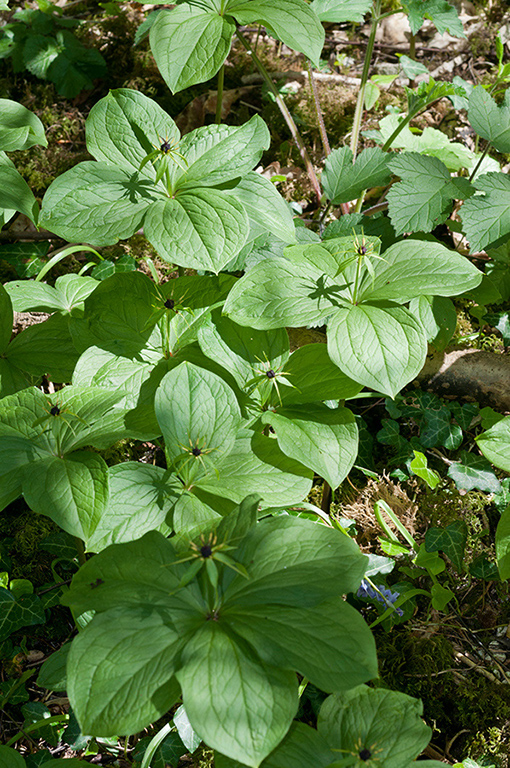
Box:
[236,28,322,203]
[141,723,172,768]
[306,58,330,157]
[350,0,381,160]
[468,142,490,183]
[5,714,69,747]
[320,480,332,514]
[74,537,86,567]
[408,31,416,60]
[215,64,225,124]
[374,499,416,549]
[351,252,364,304]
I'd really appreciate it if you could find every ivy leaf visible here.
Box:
[0,589,46,641]
[460,172,510,252]
[310,0,370,23]
[400,0,464,36]
[321,146,391,205]
[150,5,235,93]
[447,451,501,493]
[425,521,468,571]
[387,153,461,235]
[227,0,324,65]
[468,86,510,154]
[469,555,500,581]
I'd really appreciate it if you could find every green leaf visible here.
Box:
[0,165,38,223]
[37,643,70,690]
[228,0,324,65]
[322,146,391,205]
[225,599,377,693]
[6,313,79,382]
[278,343,362,405]
[177,117,270,190]
[155,362,241,466]
[223,257,339,330]
[86,88,180,177]
[177,622,298,768]
[223,516,367,607]
[477,414,510,472]
[261,405,358,488]
[485,311,510,344]
[150,5,235,93]
[69,271,161,357]
[144,190,248,274]
[387,153,461,235]
[430,582,454,610]
[67,606,183,736]
[39,162,155,245]
[198,310,289,391]
[468,85,510,154]
[460,172,510,252]
[0,98,47,151]
[468,554,500,581]
[0,284,13,355]
[425,521,467,571]
[409,451,441,489]
[198,428,313,506]
[224,171,296,245]
[310,0,370,23]
[408,295,457,351]
[361,239,481,303]
[318,686,432,767]
[86,463,179,552]
[400,0,464,36]
[496,504,510,580]
[21,451,109,542]
[447,450,502,493]
[5,274,97,314]
[0,588,45,641]
[327,303,427,399]
[0,746,26,768]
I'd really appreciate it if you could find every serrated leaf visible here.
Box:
[322,146,391,205]
[327,303,427,398]
[310,0,370,23]
[468,85,510,154]
[401,0,464,36]
[387,152,459,235]
[447,450,502,493]
[150,5,235,93]
[228,0,324,65]
[425,521,467,570]
[460,172,510,252]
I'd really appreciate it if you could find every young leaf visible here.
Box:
[477,414,510,472]
[150,5,235,93]
[0,98,47,150]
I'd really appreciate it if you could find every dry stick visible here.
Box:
[236,28,322,204]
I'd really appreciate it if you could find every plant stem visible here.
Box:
[468,142,490,183]
[74,537,87,566]
[215,64,225,124]
[306,58,330,157]
[350,0,381,160]
[236,28,322,204]
[320,480,332,514]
